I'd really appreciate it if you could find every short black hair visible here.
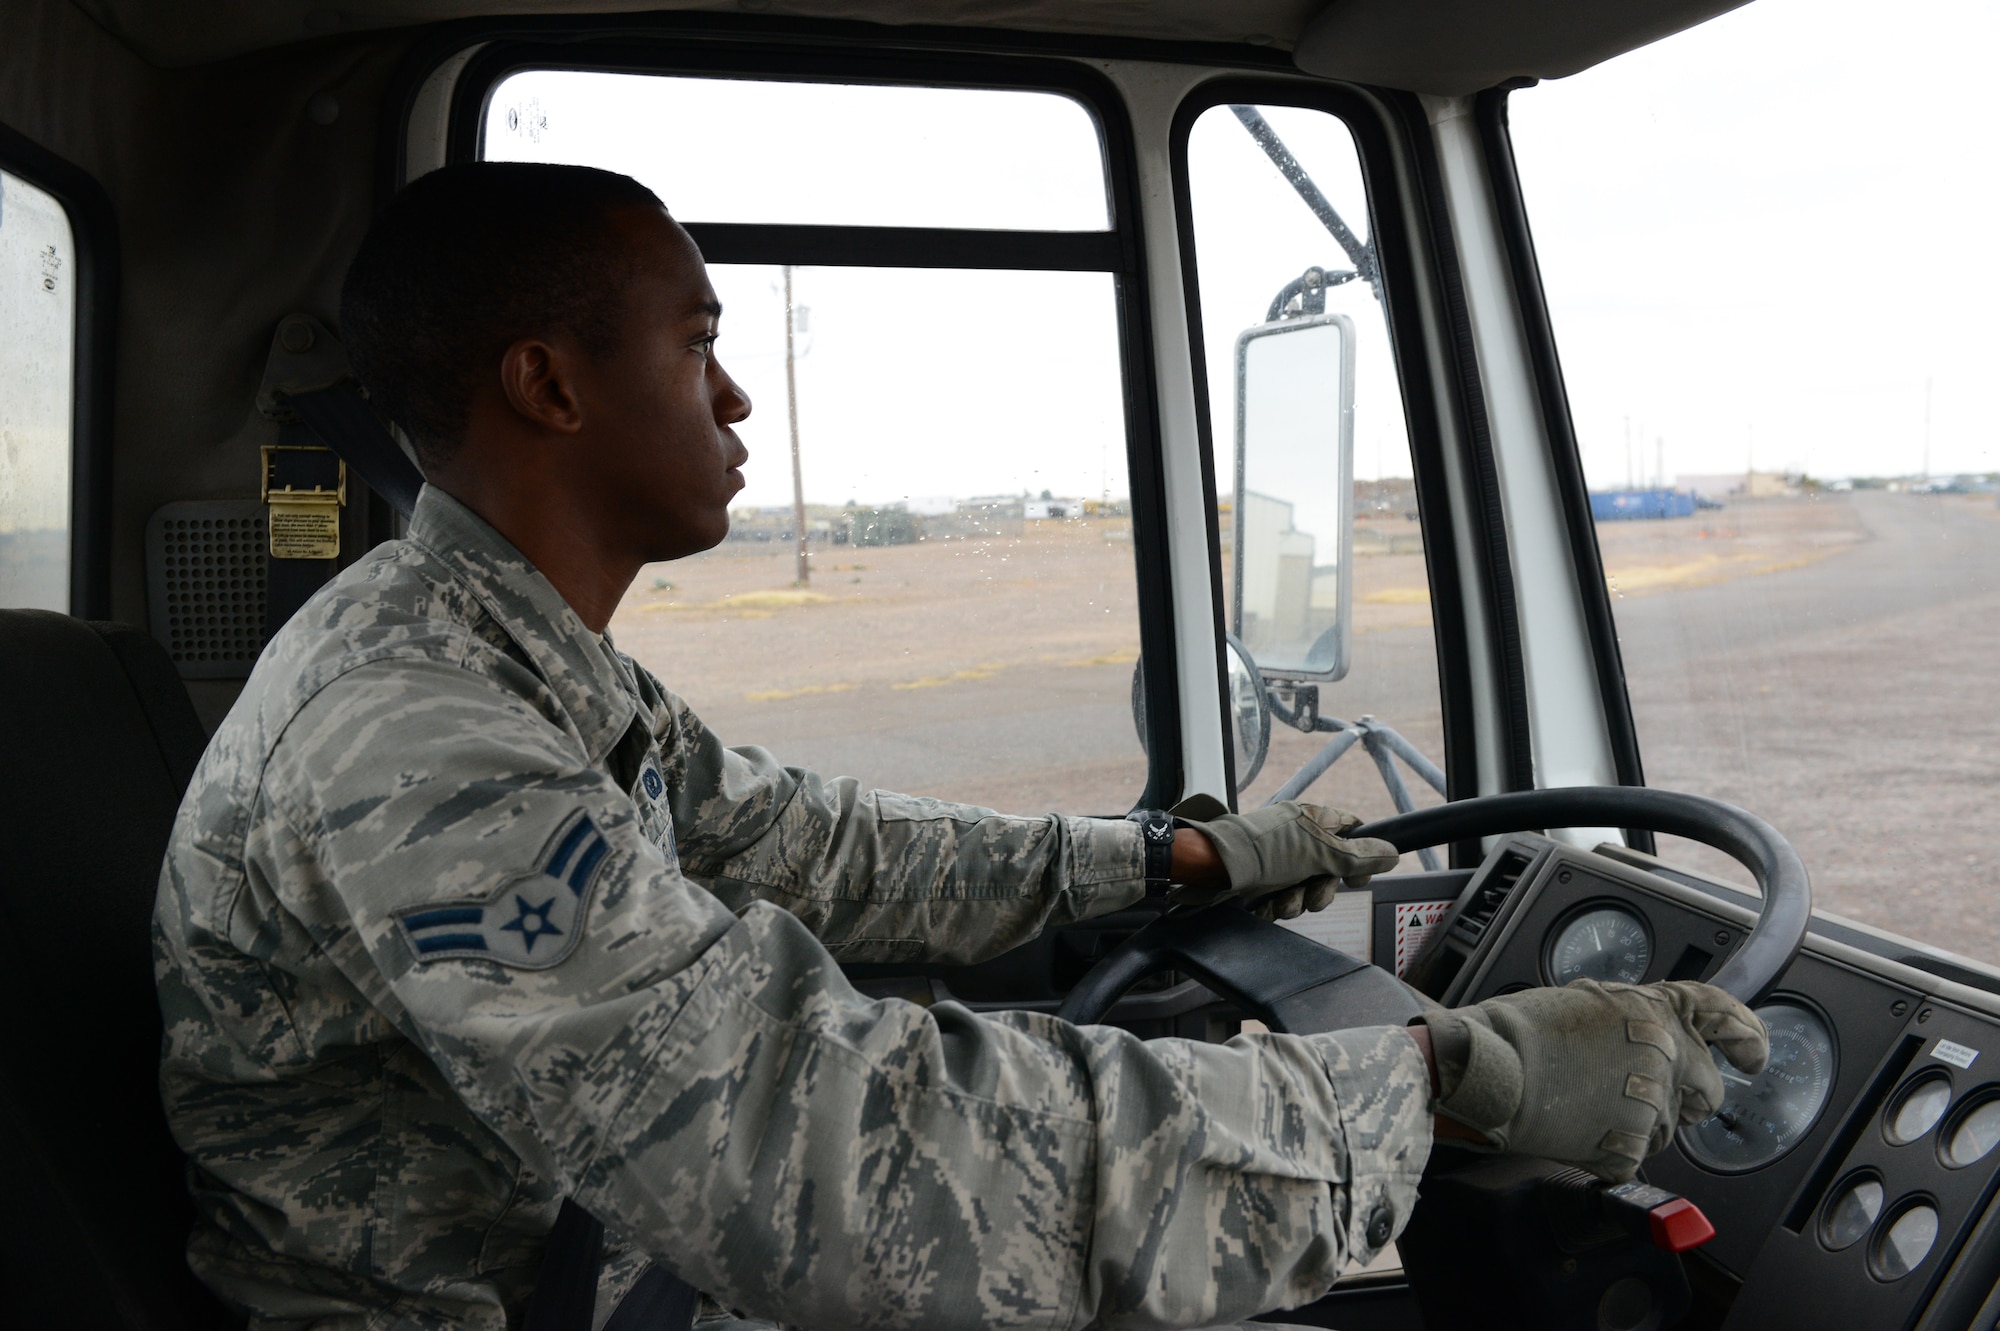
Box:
[340,162,666,468]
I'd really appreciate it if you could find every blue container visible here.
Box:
[1590,489,1697,521]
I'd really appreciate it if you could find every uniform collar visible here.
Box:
[406,485,638,766]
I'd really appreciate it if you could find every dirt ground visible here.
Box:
[609,520,1153,813]
[611,492,2000,966]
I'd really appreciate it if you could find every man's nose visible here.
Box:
[716,366,751,426]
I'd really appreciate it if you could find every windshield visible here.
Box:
[1511,0,2000,962]
[485,71,1150,814]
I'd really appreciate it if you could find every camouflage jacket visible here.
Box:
[154,486,1433,1331]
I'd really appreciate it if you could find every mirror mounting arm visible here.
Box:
[1228,104,1379,290]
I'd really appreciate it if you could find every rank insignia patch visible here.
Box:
[394,811,611,968]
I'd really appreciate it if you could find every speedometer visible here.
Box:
[1682,1001,1837,1173]
[1546,905,1652,985]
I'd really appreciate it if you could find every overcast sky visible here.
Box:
[488,72,1406,509]
[1511,0,2000,485]
[488,0,1998,505]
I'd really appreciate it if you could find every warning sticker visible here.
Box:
[1933,1038,1980,1070]
[1394,900,1452,977]
[1282,889,1372,963]
[268,506,339,560]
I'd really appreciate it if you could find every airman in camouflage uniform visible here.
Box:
[155,485,1435,1330]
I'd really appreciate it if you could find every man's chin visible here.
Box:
[647,513,731,563]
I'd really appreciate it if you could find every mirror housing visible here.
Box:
[1231,313,1356,681]
[1129,635,1270,794]
[1224,634,1271,790]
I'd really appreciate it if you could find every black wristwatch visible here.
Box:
[1127,808,1175,888]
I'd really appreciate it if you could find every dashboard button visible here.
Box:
[1885,1073,1952,1145]
[1943,1096,2000,1168]
[1646,1197,1715,1253]
[1870,1200,1939,1280]
[1819,1173,1883,1251]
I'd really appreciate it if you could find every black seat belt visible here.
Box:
[267,321,702,1331]
[518,1200,704,1331]
[286,382,425,519]
[523,1200,606,1331]
[259,314,425,521]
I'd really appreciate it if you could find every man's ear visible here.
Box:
[497,337,587,435]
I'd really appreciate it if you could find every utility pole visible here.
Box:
[1624,416,1633,490]
[1656,436,1665,490]
[1922,375,1934,482]
[784,264,808,586]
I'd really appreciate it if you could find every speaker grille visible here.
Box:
[145,501,268,678]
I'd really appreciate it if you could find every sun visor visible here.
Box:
[1291,0,1754,96]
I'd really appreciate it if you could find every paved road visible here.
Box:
[1610,492,2000,964]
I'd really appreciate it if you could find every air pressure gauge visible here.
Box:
[1546,904,1653,986]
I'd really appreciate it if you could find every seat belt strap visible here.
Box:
[602,1262,702,1331]
[262,318,700,1331]
[523,1200,703,1331]
[524,1199,604,1331]
[286,383,425,520]
[258,313,426,523]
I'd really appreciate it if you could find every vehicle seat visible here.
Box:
[0,609,237,1328]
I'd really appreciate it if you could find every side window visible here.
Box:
[1510,12,2000,962]
[482,72,1148,813]
[0,166,76,611]
[1181,101,1444,831]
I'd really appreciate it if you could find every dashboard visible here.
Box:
[856,829,2000,1329]
[1409,834,2000,1331]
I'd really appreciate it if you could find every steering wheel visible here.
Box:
[1056,786,1811,1031]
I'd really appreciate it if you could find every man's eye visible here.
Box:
[693,334,718,356]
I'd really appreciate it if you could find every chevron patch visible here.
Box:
[393,811,611,968]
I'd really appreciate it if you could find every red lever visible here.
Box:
[1648,1197,1716,1252]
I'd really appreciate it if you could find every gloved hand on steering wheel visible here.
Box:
[1419,979,1771,1182]
[1168,800,1401,920]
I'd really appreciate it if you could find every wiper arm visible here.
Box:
[1229,104,1378,291]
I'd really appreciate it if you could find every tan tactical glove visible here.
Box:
[1169,801,1401,920]
[1422,979,1770,1182]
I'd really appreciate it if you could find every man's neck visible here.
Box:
[428,477,637,633]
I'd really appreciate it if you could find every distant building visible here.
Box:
[845,507,922,547]
[1024,498,1086,520]
[1676,471,1794,500]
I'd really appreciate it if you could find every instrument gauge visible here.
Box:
[1546,905,1653,986]
[1682,1001,1837,1173]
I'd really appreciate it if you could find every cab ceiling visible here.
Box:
[72,0,1753,95]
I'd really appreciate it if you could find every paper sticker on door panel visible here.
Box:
[1282,889,1371,961]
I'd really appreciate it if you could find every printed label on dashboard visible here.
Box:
[1932,1038,1980,1069]
[1394,900,1452,977]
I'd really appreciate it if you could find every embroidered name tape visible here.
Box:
[394,811,611,968]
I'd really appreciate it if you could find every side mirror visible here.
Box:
[1128,633,1271,793]
[1230,313,1356,681]
[1224,634,1271,790]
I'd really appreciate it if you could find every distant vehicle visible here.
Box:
[1589,488,1698,521]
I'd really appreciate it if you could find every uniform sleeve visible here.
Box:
[260,659,1433,1331]
[650,679,1148,965]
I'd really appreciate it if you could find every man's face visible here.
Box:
[578,206,751,562]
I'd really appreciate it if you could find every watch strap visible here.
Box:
[1126,808,1175,886]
